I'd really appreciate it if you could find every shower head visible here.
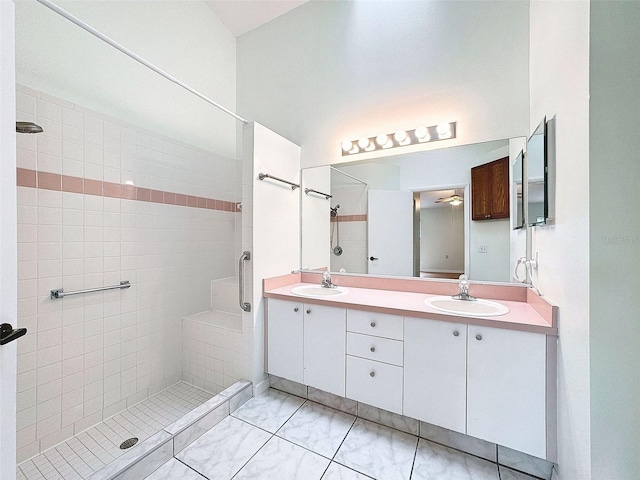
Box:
[16,122,43,134]
[330,204,340,217]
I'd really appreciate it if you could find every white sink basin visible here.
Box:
[424,296,509,317]
[290,285,349,298]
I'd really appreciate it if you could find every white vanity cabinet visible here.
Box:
[467,325,547,459]
[403,317,467,433]
[303,303,346,397]
[345,310,404,414]
[266,298,304,383]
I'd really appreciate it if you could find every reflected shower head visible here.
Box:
[16,122,43,134]
[330,204,340,217]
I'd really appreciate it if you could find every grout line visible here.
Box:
[408,436,420,480]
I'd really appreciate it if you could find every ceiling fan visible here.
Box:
[435,193,463,206]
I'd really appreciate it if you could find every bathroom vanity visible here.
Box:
[263,272,557,462]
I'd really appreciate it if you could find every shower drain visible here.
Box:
[119,437,139,450]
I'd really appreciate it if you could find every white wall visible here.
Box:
[16,0,237,156]
[243,123,301,386]
[509,138,527,281]
[589,3,640,477]
[420,207,464,272]
[529,1,591,476]
[469,219,510,282]
[237,0,529,168]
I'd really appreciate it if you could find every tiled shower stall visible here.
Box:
[15,85,250,463]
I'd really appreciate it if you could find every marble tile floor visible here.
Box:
[144,388,544,480]
[17,382,214,480]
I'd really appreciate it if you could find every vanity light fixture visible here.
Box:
[341,121,456,156]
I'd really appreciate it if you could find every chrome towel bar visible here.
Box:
[51,281,131,299]
[304,188,332,200]
[239,251,251,312]
[258,173,300,190]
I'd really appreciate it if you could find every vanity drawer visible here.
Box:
[347,310,403,340]
[347,332,403,366]
[346,355,403,414]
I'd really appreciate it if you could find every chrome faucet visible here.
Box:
[321,270,336,288]
[452,274,476,301]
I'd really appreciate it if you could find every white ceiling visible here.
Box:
[206,0,311,37]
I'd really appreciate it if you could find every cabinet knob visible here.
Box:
[370,322,376,328]
[370,371,376,377]
[306,309,311,314]
[485,214,491,219]
[370,346,376,352]
[476,334,483,341]
[294,307,299,312]
[453,330,459,337]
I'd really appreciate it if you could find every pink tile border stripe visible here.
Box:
[330,214,367,223]
[16,168,240,213]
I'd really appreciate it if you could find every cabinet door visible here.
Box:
[403,317,467,433]
[304,304,346,396]
[471,162,492,220]
[346,355,403,414]
[267,299,303,383]
[471,156,510,220]
[467,326,546,458]
[490,156,510,218]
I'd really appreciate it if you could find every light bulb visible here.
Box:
[415,126,430,142]
[341,140,354,153]
[394,130,408,144]
[436,122,452,139]
[376,134,389,147]
[450,199,462,206]
[358,137,370,149]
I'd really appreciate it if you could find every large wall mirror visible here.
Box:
[301,137,528,284]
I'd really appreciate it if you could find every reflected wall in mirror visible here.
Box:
[512,150,525,230]
[301,138,528,284]
[527,119,547,226]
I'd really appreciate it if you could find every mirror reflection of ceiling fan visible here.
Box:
[435,192,463,206]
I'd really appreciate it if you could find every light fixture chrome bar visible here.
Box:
[341,121,457,156]
[330,167,368,185]
[35,0,248,125]
[51,281,131,299]
[258,173,300,190]
[238,251,251,312]
[304,188,332,200]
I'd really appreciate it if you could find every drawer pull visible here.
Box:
[370,322,376,328]
[370,346,376,352]
[476,334,482,341]
[306,309,311,314]
[453,330,459,337]
[294,307,299,312]
[370,371,376,377]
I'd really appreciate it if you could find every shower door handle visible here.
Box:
[238,251,251,312]
[0,323,27,346]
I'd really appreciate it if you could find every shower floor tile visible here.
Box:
[17,382,213,480]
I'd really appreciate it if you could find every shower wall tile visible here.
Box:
[16,85,241,462]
